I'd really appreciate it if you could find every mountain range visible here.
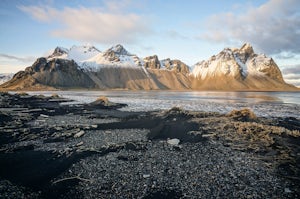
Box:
[0,43,298,91]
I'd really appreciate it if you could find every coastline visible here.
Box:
[0,92,299,198]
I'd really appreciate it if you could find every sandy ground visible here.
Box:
[0,92,299,198]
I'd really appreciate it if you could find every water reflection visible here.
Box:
[25,90,300,118]
[184,91,284,104]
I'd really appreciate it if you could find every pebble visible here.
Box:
[74,130,85,138]
[76,141,84,146]
[167,138,180,146]
[285,187,292,193]
[143,174,151,178]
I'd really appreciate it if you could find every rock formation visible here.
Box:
[143,55,161,69]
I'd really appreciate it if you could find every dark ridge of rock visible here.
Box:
[161,58,190,75]
[143,55,161,69]
[276,117,300,131]
[147,119,203,142]
[147,107,203,142]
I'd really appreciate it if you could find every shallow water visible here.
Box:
[27,91,300,118]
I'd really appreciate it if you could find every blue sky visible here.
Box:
[0,0,299,86]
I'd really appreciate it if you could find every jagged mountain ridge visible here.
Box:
[47,44,190,72]
[0,43,298,91]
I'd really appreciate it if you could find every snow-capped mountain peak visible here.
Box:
[106,44,132,56]
[47,47,69,59]
[78,44,143,71]
[239,42,254,54]
[47,45,100,63]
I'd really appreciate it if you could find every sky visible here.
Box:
[0,0,299,86]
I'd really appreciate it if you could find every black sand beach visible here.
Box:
[0,92,299,198]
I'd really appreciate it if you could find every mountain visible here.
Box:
[191,43,296,90]
[1,44,191,90]
[0,43,298,91]
[0,73,14,85]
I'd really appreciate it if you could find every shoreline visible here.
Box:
[1,87,300,92]
[0,92,299,198]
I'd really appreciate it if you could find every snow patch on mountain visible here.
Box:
[192,49,241,79]
[48,45,100,63]
[233,54,247,76]
[79,44,144,71]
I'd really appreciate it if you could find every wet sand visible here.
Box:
[0,92,299,198]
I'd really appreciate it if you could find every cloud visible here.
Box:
[166,30,188,40]
[201,0,300,55]
[281,64,300,87]
[0,53,36,63]
[19,2,151,44]
[275,52,297,59]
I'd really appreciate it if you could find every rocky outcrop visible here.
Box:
[143,55,161,69]
[107,44,131,56]
[161,59,190,75]
[48,47,69,59]
[102,50,121,62]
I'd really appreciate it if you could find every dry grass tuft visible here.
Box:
[17,92,28,96]
[96,96,109,104]
[227,108,257,121]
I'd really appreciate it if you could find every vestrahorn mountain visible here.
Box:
[0,43,298,91]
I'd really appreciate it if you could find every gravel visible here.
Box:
[57,139,292,198]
